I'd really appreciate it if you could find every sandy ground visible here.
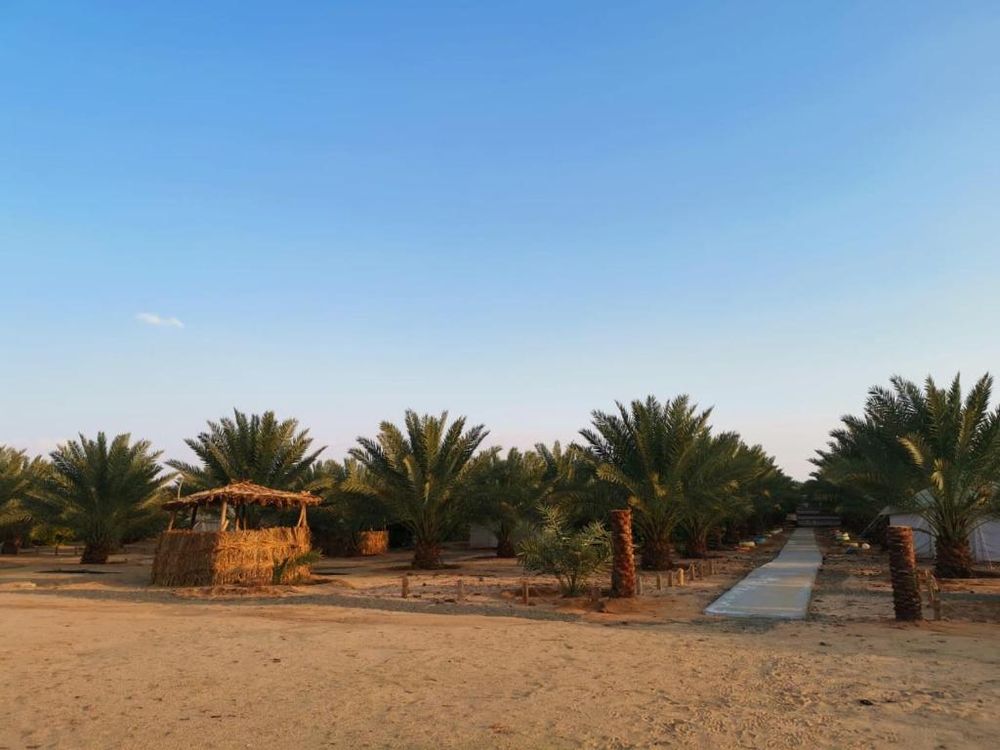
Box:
[2,535,999,749]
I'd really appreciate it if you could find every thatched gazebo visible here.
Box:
[150,481,321,587]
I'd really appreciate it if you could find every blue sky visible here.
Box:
[2,1,999,478]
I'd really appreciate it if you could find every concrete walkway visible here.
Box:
[705,528,822,619]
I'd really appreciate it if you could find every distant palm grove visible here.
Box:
[2,373,998,579]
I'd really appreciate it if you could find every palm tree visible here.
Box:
[678,435,774,558]
[168,409,325,492]
[303,458,388,555]
[0,447,45,554]
[25,433,167,564]
[580,395,713,569]
[467,447,547,557]
[346,410,487,568]
[815,374,1000,578]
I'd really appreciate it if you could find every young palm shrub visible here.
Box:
[580,395,712,569]
[517,506,611,596]
[815,374,1000,578]
[346,410,488,569]
[25,433,167,564]
[168,409,324,492]
[0,447,46,554]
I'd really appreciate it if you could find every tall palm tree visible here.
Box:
[168,409,324,492]
[0,447,46,554]
[678,435,774,558]
[346,410,487,568]
[815,374,1000,578]
[303,458,388,555]
[25,433,167,563]
[580,395,713,569]
[467,447,547,557]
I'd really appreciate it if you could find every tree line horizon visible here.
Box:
[2,371,998,579]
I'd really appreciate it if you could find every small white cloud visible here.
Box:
[136,312,184,328]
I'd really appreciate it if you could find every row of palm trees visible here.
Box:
[0,397,793,569]
[812,373,1000,578]
[6,375,995,579]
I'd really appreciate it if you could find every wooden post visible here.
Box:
[297,503,307,528]
[457,578,465,602]
[521,578,530,605]
[925,573,942,620]
[589,585,599,602]
[677,568,685,586]
[189,506,198,529]
[218,501,228,532]
[166,511,176,531]
[655,573,662,590]
[401,573,409,598]
[610,509,637,598]
[887,526,923,622]
[636,575,643,596]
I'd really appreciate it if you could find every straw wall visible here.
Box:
[356,530,389,556]
[151,527,312,587]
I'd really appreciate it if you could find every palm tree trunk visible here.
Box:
[610,509,636,597]
[887,526,922,621]
[935,535,973,579]
[81,542,112,564]
[640,530,673,570]
[412,539,442,569]
[1,538,21,555]
[687,531,709,559]
[495,533,517,558]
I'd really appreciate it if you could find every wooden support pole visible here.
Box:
[655,573,662,590]
[677,568,685,586]
[521,578,530,605]
[218,501,228,532]
[189,506,198,529]
[636,575,643,596]
[457,578,464,602]
[166,511,176,531]
[401,573,409,598]
[297,503,307,528]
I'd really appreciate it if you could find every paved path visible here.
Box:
[705,528,822,619]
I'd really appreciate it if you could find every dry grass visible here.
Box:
[150,527,312,587]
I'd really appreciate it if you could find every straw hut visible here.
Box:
[151,481,321,587]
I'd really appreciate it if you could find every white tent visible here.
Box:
[887,512,1000,564]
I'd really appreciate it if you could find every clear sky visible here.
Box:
[2,2,999,479]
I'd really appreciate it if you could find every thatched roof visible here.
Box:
[162,481,321,511]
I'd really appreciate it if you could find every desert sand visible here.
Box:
[2,537,999,749]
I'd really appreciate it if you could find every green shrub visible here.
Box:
[517,507,611,596]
